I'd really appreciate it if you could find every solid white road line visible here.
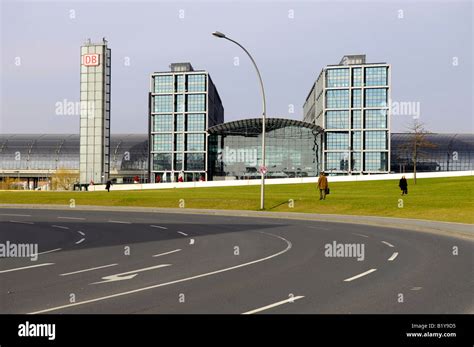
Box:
[388,252,399,261]
[51,225,69,230]
[108,220,131,224]
[177,231,188,236]
[60,264,118,276]
[77,231,85,236]
[343,268,377,282]
[29,231,292,314]
[0,263,54,274]
[58,216,85,220]
[150,225,167,229]
[152,249,182,257]
[1,214,31,217]
[352,233,369,238]
[75,238,85,245]
[91,264,172,284]
[243,296,305,315]
[381,241,395,248]
[37,248,62,255]
[9,220,34,225]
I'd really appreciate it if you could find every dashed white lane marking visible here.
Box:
[352,233,369,238]
[411,287,423,291]
[37,248,62,255]
[150,225,167,229]
[52,225,69,230]
[77,231,85,236]
[243,296,305,315]
[152,249,182,258]
[29,231,291,314]
[388,252,399,261]
[307,225,330,231]
[75,238,85,245]
[108,220,132,224]
[58,217,85,220]
[1,214,31,217]
[9,220,34,225]
[381,241,395,248]
[60,264,118,276]
[0,263,54,274]
[343,268,377,282]
[177,231,188,236]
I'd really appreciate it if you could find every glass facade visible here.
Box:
[149,66,224,182]
[208,119,322,179]
[319,62,390,174]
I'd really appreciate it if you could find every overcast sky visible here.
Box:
[1,0,472,134]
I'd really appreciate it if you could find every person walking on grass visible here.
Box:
[317,171,329,200]
[105,180,112,193]
[399,175,408,195]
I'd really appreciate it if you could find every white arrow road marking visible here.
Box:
[177,231,188,236]
[0,263,54,274]
[9,220,34,225]
[243,296,305,314]
[189,239,195,245]
[152,249,181,257]
[29,231,291,314]
[58,216,85,220]
[60,264,118,276]
[388,252,399,261]
[150,225,167,229]
[344,268,377,282]
[91,264,172,284]
[37,248,62,255]
[51,225,69,230]
[381,241,395,248]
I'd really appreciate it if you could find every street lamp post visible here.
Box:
[212,31,267,209]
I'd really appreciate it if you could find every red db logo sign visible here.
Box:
[82,54,100,66]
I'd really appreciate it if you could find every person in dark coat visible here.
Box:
[317,171,329,200]
[105,180,112,192]
[399,176,408,195]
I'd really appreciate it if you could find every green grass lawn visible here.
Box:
[0,176,473,223]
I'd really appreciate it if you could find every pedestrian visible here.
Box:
[317,171,329,200]
[399,175,408,195]
[105,180,112,192]
[178,171,184,182]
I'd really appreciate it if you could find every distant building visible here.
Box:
[148,63,224,182]
[303,55,391,174]
[79,38,111,184]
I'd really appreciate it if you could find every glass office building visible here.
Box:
[303,55,391,174]
[391,133,474,172]
[208,118,323,180]
[149,63,224,182]
[79,38,111,184]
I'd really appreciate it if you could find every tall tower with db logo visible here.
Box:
[79,38,111,184]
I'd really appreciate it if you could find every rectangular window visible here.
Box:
[152,114,173,132]
[326,68,350,87]
[186,133,205,151]
[185,153,205,170]
[187,74,206,92]
[364,152,388,171]
[153,153,172,171]
[187,114,206,131]
[352,89,362,108]
[325,111,349,129]
[154,75,174,93]
[365,67,388,86]
[326,89,349,108]
[352,68,362,87]
[176,75,185,92]
[175,94,185,113]
[364,131,387,150]
[364,110,387,128]
[351,110,362,129]
[187,94,206,112]
[326,132,349,150]
[153,134,172,152]
[351,152,362,171]
[325,152,350,172]
[352,131,362,150]
[175,114,184,131]
[153,95,173,113]
[364,88,387,107]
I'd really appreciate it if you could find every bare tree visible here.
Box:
[51,169,79,190]
[400,120,437,184]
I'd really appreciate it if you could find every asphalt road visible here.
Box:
[0,208,472,314]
